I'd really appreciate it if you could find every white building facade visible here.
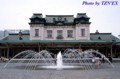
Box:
[29,13,91,40]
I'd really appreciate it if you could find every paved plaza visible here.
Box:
[0,62,120,79]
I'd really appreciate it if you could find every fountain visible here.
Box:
[4,49,114,70]
[56,51,63,70]
[40,51,79,70]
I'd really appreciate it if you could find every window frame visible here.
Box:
[34,29,39,37]
[57,30,63,37]
[81,29,85,37]
[47,30,53,38]
[67,30,73,38]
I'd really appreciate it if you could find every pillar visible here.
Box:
[7,47,9,58]
[4,48,6,57]
[12,48,15,57]
[110,45,113,58]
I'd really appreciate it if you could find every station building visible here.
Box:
[0,13,120,58]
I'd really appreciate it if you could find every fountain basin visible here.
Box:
[4,49,114,70]
[38,65,83,70]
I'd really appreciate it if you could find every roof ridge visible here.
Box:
[46,15,74,17]
[90,33,112,35]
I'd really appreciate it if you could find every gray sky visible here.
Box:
[0,0,120,37]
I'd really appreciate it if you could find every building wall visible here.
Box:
[75,24,90,40]
[30,24,44,40]
[30,24,90,40]
[44,26,75,40]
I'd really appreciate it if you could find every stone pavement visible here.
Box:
[0,63,120,79]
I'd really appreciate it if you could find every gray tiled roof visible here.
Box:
[77,13,89,18]
[90,33,119,41]
[1,32,119,42]
[29,13,91,25]
[45,15,74,23]
[31,13,43,18]
[2,33,29,40]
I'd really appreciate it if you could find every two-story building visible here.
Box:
[29,13,90,40]
[0,13,120,58]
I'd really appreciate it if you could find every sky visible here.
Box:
[0,0,120,37]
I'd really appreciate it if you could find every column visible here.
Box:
[110,45,113,58]
[7,47,9,58]
[3,48,6,57]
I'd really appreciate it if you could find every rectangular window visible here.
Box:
[67,30,73,38]
[57,30,63,37]
[81,29,85,37]
[35,29,39,37]
[57,30,63,39]
[47,30,52,38]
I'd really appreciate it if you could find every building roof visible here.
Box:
[77,13,90,18]
[90,33,119,42]
[0,39,109,43]
[31,13,43,18]
[45,15,74,24]
[29,13,91,25]
[2,33,29,40]
[0,31,119,43]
